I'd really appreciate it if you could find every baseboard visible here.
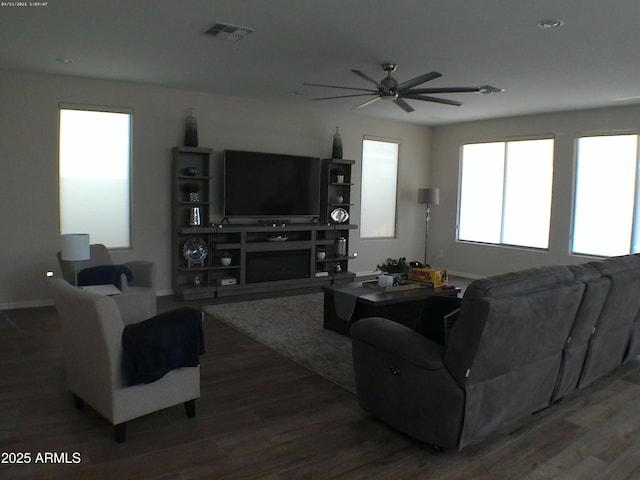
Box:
[446,270,483,280]
[354,270,378,279]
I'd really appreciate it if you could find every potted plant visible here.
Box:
[376,257,408,275]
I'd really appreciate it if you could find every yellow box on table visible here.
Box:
[408,268,448,288]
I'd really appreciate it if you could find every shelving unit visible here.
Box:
[171,149,358,301]
[320,158,355,224]
[171,147,215,298]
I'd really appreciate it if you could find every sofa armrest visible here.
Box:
[350,317,445,370]
[121,261,156,289]
[350,316,464,448]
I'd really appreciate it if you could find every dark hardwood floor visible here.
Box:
[2,295,640,479]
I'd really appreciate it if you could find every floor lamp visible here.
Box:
[60,233,90,286]
[417,188,439,266]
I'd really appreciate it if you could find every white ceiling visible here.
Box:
[2,0,640,126]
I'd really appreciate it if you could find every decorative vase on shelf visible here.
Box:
[189,206,201,226]
[184,107,199,147]
[332,126,343,159]
[335,236,347,257]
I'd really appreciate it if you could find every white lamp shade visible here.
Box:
[60,234,90,261]
[418,188,440,205]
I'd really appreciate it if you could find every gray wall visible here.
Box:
[428,104,640,278]
[0,69,431,308]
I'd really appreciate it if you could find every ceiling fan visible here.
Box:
[304,63,503,113]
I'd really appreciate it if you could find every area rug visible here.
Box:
[202,293,356,393]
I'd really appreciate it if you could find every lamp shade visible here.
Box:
[60,234,90,261]
[417,188,440,205]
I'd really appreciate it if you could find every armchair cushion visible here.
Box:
[78,264,133,290]
[122,307,204,386]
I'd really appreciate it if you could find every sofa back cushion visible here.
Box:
[551,263,611,400]
[444,265,585,448]
[578,254,640,387]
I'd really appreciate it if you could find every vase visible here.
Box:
[189,206,201,226]
[335,236,347,257]
[332,126,343,159]
[184,107,199,147]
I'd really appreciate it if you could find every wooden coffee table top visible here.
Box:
[322,281,460,306]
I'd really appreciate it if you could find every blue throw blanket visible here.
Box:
[121,307,205,386]
[78,265,133,290]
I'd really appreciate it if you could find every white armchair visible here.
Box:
[50,278,201,443]
[57,243,157,316]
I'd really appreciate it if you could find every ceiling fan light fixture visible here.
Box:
[537,19,564,29]
[477,85,505,95]
[206,22,254,42]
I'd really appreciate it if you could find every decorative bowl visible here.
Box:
[183,238,207,264]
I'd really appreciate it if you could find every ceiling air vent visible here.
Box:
[206,22,254,42]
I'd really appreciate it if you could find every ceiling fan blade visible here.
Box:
[353,96,382,110]
[311,93,378,101]
[402,94,463,107]
[393,98,415,113]
[396,71,442,92]
[407,86,483,94]
[352,70,384,89]
[303,82,376,93]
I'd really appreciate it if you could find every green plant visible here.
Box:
[376,257,408,274]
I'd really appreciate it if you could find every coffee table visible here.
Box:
[322,281,460,336]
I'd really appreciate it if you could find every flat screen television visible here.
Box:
[223,150,321,218]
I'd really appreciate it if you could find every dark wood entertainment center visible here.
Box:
[171,147,358,300]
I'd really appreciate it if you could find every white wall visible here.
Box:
[0,69,431,308]
[428,104,640,278]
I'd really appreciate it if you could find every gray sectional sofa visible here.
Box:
[351,254,640,449]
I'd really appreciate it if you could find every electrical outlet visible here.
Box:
[437,250,444,258]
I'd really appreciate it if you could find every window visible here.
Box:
[458,138,554,249]
[572,134,639,257]
[59,106,131,248]
[360,138,399,238]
